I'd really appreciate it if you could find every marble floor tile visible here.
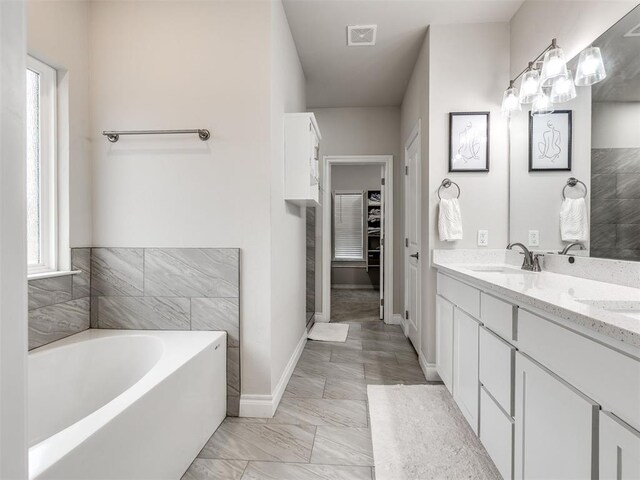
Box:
[268,398,368,427]
[364,362,428,385]
[298,348,331,363]
[323,377,368,401]
[361,338,415,353]
[198,421,315,463]
[283,373,326,399]
[310,427,374,466]
[241,462,373,480]
[307,338,363,352]
[181,459,247,480]
[330,349,398,365]
[395,350,420,365]
[293,360,365,380]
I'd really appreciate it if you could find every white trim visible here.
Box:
[419,353,441,382]
[27,270,81,281]
[239,329,307,418]
[390,313,404,325]
[314,312,327,323]
[322,155,394,324]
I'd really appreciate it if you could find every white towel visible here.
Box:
[560,197,589,242]
[438,198,463,242]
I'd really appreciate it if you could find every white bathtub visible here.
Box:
[28,329,226,479]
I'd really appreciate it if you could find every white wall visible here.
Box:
[27,0,92,249]
[312,107,402,311]
[0,1,28,475]
[592,102,640,148]
[269,0,307,391]
[401,29,430,360]
[89,0,275,399]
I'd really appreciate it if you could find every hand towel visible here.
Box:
[560,197,588,242]
[439,198,463,242]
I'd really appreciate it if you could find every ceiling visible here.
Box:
[282,0,525,108]
[591,5,640,102]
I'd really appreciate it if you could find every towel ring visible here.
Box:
[438,178,461,200]
[562,177,587,200]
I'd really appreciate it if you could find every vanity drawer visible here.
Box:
[481,292,517,343]
[480,386,514,480]
[518,309,640,430]
[479,326,515,416]
[437,272,480,318]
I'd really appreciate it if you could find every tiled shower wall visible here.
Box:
[591,148,640,261]
[28,248,91,349]
[27,247,241,416]
[90,248,241,416]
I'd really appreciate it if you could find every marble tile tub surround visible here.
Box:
[91,247,241,416]
[433,249,640,348]
[28,248,91,350]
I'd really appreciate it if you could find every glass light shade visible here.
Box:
[540,47,568,86]
[502,87,521,116]
[519,69,541,104]
[531,91,554,116]
[549,71,577,103]
[575,46,606,86]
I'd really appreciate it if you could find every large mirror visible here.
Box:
[509,5,640,261]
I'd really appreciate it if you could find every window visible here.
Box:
[26,56,57,274]
[333,191,364,260]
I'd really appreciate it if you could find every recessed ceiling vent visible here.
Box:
[347,25,377,47]
[624,23,640,37]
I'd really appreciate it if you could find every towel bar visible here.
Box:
[438,178,461,200]
[562,177,587,199]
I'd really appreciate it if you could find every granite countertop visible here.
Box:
[432,252,640,350]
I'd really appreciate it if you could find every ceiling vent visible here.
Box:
[347,25,377,47]
[624,23,640,37]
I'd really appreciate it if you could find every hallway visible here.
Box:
[183,318,429,479]
[330,289,381,323]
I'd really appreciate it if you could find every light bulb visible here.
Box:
[531,91,554,116]
[519,69,541,104]
[575,46,606,86]
[540,46,568,87]
[502,86,521,116]
[550,71,576,103]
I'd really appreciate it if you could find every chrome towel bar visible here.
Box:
[438,178,461,200]
[102,129,210,143]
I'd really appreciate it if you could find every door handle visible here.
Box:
[410,252,419,260]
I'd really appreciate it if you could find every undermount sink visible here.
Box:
[465,265,533,274]
[576,300,640,320]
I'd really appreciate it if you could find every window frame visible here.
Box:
[332,190,365,262]
[26,55,58,275]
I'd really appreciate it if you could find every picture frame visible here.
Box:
[449,112,490,172]
[529,110,572,171]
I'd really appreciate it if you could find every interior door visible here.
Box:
[404,123,421,351]
[379,169,384,320]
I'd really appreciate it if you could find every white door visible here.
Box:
[404,122,421,351]
[514,352,599,480]
[436,295,454,393]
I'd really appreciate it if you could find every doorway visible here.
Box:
[322,155,394,324]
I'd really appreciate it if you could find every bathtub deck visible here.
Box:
[182,319,438,480]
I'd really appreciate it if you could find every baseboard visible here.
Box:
[419,352,441,382]
[332,284,375,290]
[314,312,328,323]
[239,329,307,418]
[389,313,403,325]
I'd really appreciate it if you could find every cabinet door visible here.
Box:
[600,411,640,480]
[454,308,480,433]
[436,295,454,393]
[514,352,599,480]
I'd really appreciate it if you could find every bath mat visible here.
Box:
[367,384,500,480]
[307,323,349,342]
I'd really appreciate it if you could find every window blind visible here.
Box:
[334,192,364,260]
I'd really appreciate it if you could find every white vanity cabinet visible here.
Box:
[435,269,640,480]
[514,352,599,480]
[599,411,640,480]
[284,113,321,206]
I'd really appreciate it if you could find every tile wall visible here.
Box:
[27,247,241,416]
[591,148,640,261]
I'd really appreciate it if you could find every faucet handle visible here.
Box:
[532,253,544,272]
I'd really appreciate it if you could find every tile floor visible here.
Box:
[182,315,437,479]
[330,288,381,323]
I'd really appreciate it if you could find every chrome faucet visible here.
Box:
[507,243,542,272]
[559,242,585,255]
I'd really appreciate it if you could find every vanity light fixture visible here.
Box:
[502,38,607,118]
[575,46,606,86]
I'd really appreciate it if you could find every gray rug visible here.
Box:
[308,323,349,342]
[367,384,500,480]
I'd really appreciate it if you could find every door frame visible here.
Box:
[403,120,422,347]
[322,155,394,323]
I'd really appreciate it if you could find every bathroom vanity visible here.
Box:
[433,250,640,480]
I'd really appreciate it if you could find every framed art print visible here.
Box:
[449,112,490,172]
[529,110,572,171]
